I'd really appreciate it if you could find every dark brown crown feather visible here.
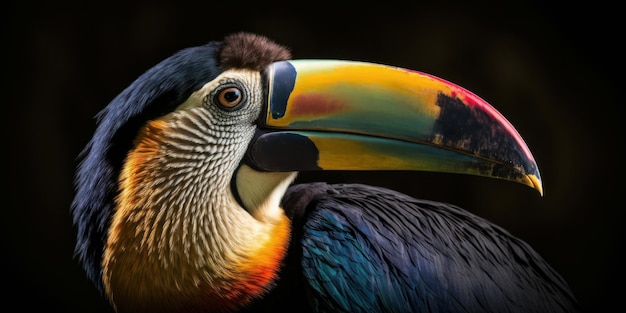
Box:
[219,32,292,71]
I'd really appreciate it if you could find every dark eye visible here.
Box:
[216,87,243,109]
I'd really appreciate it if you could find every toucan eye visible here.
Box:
[216,86,243,109]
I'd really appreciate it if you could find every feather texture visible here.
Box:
[279,183,578,313]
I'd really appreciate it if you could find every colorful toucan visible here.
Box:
[71,32,579,312]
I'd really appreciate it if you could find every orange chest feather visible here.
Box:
[220,215,291,304]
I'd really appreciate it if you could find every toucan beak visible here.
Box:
[245,60,543,195]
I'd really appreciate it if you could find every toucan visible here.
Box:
[71,32,579,312]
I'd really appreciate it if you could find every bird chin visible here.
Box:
[234,164,298,223]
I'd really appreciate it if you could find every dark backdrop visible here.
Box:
[3,1,621,312]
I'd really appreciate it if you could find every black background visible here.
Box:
[3,1,622,312]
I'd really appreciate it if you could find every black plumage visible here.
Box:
[264,183,578,313]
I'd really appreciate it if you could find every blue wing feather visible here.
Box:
[285,183,578,313]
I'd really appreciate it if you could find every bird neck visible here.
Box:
[102,116,292,312]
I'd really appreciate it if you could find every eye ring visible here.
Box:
[215,86,244,110]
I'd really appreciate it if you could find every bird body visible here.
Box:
[281,183,576,312]
[71,32,578,312]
